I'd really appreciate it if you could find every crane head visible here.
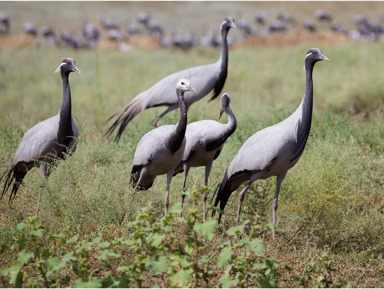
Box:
[219,93,231,120]
[176,79,197,94]
[54,58,81,74]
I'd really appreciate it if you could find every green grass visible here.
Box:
[0,40,384,287]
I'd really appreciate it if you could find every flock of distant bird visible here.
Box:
[0,17,330,237]
[0,8,383,51]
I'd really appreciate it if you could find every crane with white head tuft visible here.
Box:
[106,17,236,141]
[174,93,237,221]
[0,58,80,212]
[130,79,196,216]
[212,48,330,238]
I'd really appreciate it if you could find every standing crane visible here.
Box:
[130,79,196,216]
[212,48,330,237]
[106,17,236,141]
[174,93,237,221]
[0,58,80,212]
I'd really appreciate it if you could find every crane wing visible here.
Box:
[12,115,60,165]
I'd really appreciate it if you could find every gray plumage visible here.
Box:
[130,79,196,215]
[212,48,330,235]
[106,17,236,141]
[174,93,237,219]
[0,58,80,203]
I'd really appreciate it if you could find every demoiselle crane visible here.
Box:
[130,79,196,216]
[174,93,237,220]
[212,48,330,237]
[106,17,236,141]
[0,58,80,211]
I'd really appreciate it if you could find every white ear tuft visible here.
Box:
[54,62,66,74]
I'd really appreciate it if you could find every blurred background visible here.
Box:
[1,1,384,51]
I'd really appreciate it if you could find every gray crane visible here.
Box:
[212,48,330,237]
[106,17,236,141]
[0,58,80,211]
[130,79,196,216]
[174,93,237,220]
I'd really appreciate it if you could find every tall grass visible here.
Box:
[1,43,384,286]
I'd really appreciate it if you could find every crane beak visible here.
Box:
[188,86,197,93]
[219,110,224,120]
[72,66,81,74]
[322,55,330,62]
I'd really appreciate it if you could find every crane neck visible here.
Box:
[58,70,73,143]
[302,59,315,118]
[223,104,237,136]
[167,90,187,154]
[219,27,229,70]
[209,26,230,101]
[205,104,237,152]
[289,59,315,163]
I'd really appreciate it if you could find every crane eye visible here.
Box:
[181,82,185,85]
[226,20,229,23]
[66,62,69,64]
[311,52,315,55]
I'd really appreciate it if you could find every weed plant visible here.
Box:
[0,43,384,287]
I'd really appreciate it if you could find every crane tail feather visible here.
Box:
[0,164,27,203]
[105,98,144,142]
[212,168,232,221]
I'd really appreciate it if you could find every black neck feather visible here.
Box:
[58,71,74,145]
[167,91,187,154]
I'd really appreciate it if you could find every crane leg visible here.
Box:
[151,104,179,128]
[202,163,212,223]
[272,173,287,239]
[180,163,190,217]
[36,165,49,216]
[236,182,251,226]
[164,170,174,216]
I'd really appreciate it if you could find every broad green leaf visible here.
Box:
[185,236,194,255]
[43,256,66,277]
[246,238,266,256]
[169,268,193,287]
[150,233,165,248]
[96,249,121,262]
[118,265,131,273]
[147,255,170,273]
[226,220,250,236]
[265,223,276,230]
[7,264,22,287]
[30,228,44,238]
[217,246,233,268]
[169,202,183,215]
[0,267,9,276]
[170,254,191,268]
[92,237,102,245]
[74,277,103,288]
[17,251,34,266]
[66,236,78,244]
[16,222,27,232]
[100,241,111,249]
[218,272,239,288]
[193,218,218,241]
[62,252,77,263]
[49,232,65,239]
